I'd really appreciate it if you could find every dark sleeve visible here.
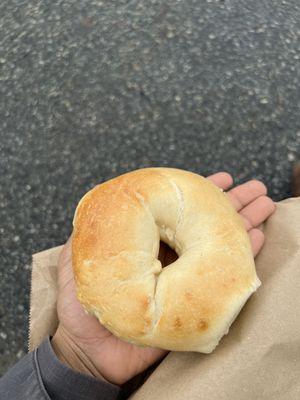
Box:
[0,337,120,400]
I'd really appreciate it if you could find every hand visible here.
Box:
[52,172,275,386]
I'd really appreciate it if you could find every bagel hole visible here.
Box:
[158,241,178,268]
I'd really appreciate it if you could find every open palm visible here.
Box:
[53,172,275,386]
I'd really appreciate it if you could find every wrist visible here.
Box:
[51,325,108,382]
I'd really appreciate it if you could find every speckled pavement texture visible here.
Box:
[1,0,300,375]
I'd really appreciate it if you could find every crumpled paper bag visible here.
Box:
[29,198,300,399]
[28,245,63,351]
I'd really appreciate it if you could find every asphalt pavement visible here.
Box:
[1,0,300,375]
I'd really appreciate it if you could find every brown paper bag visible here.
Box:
[29,199,300,399]
[28,245,63,351]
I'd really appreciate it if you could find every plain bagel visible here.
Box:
[72,167,260,353]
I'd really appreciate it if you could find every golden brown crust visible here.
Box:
[72,168,260,352]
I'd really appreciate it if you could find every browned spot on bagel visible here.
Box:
[197,319,208,331]
[223,276,237,290]
[144,318,151,327]
[185,291,193,301]
[141,296,151,309]
[174,317,182,328]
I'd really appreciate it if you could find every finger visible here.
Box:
[248,228,265,257]
[57,235,73,286]
[58,236,72,268]
[240,196,276,231]
[207,172,233,190]
[227,180,267,212]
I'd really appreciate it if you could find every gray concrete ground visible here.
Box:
[1,0,300,376]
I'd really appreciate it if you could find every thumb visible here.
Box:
[57,234,74,289]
